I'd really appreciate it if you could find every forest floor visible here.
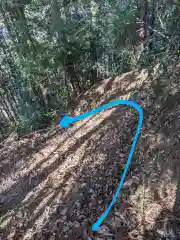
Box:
[1,68,180,240]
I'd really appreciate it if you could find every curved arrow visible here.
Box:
[60,100,143,231]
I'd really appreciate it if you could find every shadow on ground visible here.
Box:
[0,100,139,239]
[1,70,180,239]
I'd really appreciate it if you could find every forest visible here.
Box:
[1,0,180,239]
[1,0,178,139]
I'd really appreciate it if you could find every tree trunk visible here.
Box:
[148,0,156,50]
[139,0,148,51]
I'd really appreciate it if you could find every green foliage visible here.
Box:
[0,0,179,139]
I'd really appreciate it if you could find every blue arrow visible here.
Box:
[59,100,143,231]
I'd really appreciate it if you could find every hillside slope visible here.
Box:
[1,68,180,240]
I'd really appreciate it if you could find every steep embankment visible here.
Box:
[0,68,180,239]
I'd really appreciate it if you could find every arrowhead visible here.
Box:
[59,115,73,128]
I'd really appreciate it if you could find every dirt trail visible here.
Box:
[0,69,180,239]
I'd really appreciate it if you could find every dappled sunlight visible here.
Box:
[1,66,180,239]
[0,96,138,239]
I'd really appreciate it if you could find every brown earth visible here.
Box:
[0,68,180,239]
